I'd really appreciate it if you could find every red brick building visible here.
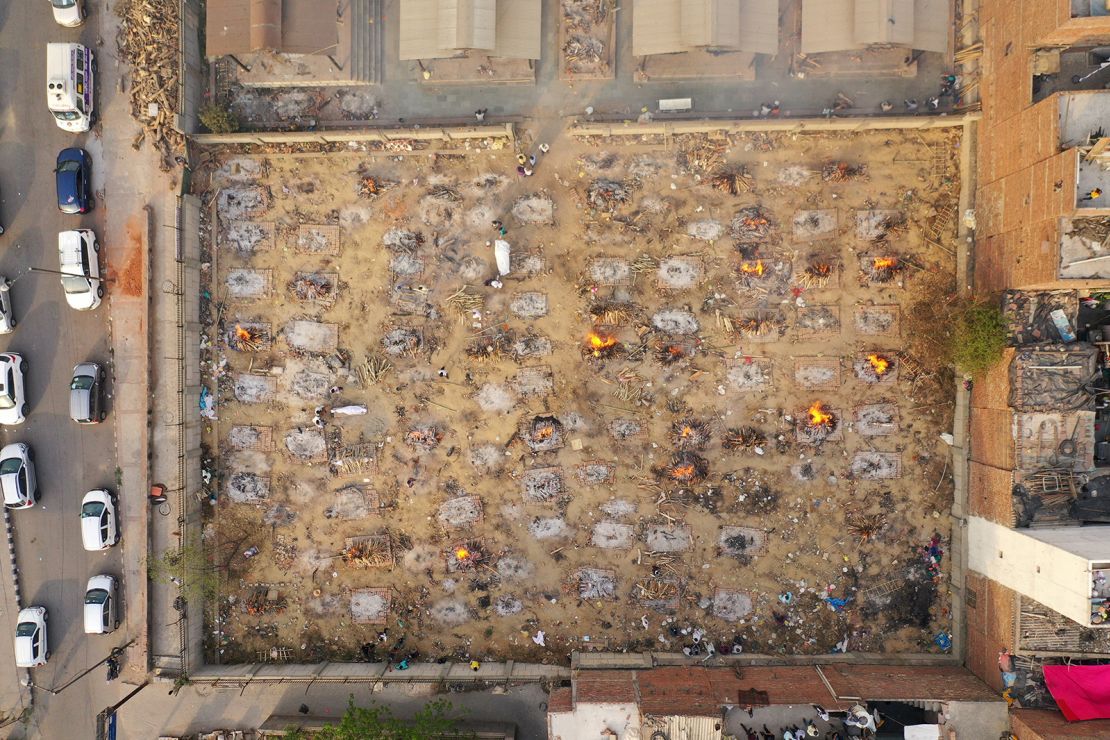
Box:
[964,0,1110,736]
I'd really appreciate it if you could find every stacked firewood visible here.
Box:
[118,0,185,171]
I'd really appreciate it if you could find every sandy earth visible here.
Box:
[195,127,959,666]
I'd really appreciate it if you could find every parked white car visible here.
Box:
[83,575,119,634]
[58,229,101,311]
[80,489,118,551]
[14,606,48,667]
[49,0,85,27]
[0,278,16,334]
[0,353,27,425]
[0,443,37,509]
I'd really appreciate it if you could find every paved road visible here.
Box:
[0,1,131,736]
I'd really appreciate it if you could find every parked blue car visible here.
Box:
[55,148,92,215]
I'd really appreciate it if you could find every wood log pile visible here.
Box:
[711,168,754,195]
[118,0,185,171]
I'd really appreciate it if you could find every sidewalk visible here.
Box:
[0,510,31,727]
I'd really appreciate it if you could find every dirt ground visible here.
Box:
[195,126,960,666]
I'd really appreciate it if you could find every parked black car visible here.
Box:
[55,148,92,215]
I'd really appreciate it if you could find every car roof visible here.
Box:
[83,602,106,632]
[0,473,22,505]
[81,514,104,546]
[87,574,114,591]
[57,147,86,161]
[58,230,87,255]
[0,443,24,458]
[82,488,110,504]
[13,635,35,664]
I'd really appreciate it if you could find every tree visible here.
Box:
[147,533,219,602]
[312,698,468,740]
[951,300,1007,377]
[199,104,239,134]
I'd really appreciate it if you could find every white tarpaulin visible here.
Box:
[494,239,512,276]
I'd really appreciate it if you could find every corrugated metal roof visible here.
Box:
[399,0,541,60]
[854,0,914,46]
[205,0,337,58]
[801,0,951,54]
[634,0,779,56]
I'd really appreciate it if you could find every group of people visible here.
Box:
[515,143,549,177]
[738,704,881,740]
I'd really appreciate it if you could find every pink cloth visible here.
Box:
[1043,664,1110,721]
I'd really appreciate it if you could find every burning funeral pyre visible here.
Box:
[797,261,833,289]
[659,451,709,485]
[731,206,774,243]
[342,537,393,568]
[358,175,385,199]
[711,168,754,196]
[722,426,766,452]
[858,352,896,382]
[671,418,712,449]
[800,401,838,443]
[739,260,766,278]
[446,541,485,572]
[406,425,444,452]
[821,161,869,182]
[864,255,904,283]
[587,179,633,211]
[525,415,564,452]
[230,323,268,351]
[584,330,619,358]
[655,340,691,365]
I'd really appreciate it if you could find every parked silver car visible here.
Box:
[69,362,105,424]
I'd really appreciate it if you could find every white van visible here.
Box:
[46,43,94,133]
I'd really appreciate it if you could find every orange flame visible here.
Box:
[533,426,554,441]
[670,464,696,480]
[667,345,685,356]
[680,425,694,438]
[740,260,765,277]
[807,401,834,427]
[235,324,252,341]
[867,354,890,376]
[588,332,617,349]
[455,547,471,560]
[873,257,897,270]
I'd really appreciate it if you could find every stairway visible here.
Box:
[349,0,380,84]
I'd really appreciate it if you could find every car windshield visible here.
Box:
[0,458,20,475]
[52,111,80,121]
[71,374,94,391]
[15,622,36,637]
[57,159,81,172]
[81,501,105,518]
[84,589,108,605]
[52,0,78,7]
[62,275,90,294]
